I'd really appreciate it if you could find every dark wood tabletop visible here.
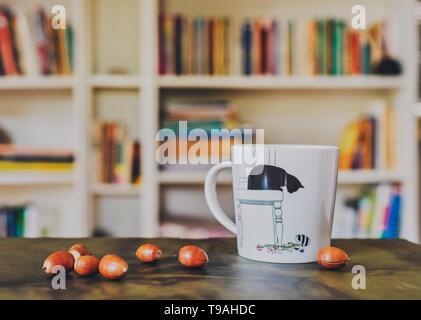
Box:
[0,237,420,299]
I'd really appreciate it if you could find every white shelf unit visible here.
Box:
[0,0,419,242]
[0,0,88,237]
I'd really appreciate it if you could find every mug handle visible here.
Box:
[204,161,236,234]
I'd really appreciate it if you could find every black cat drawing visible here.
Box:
[247,165,304,193]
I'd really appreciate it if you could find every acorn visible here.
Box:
[136,244,162,263]
[178,245,209,267]
[43,251,75,274]
[317,246,350,269]
[68,244,91,260]
[74,255,100,276]
[99,255,128,280]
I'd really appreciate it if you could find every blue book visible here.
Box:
[174,15,183,75]
[382,190,401,238]
[241,21,252,75]
[6,210,14,237]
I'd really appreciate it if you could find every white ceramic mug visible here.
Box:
[205,144,339,263]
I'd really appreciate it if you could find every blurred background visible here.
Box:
[0,0,420,243]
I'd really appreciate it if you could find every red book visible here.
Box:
[253,20,261,74]
[158,13,166,75]
[351,31,361,74]
[34,9,50,74]
[0,11,17,75]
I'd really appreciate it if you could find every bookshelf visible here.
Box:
[0,0,419,242]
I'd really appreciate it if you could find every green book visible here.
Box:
[333,20,340,75]
[316,20,326,75]
[326,19,334,75]
[66,25,74,72]
[366,190,377,237]
[338,21,345,75]
[362,42,371,74]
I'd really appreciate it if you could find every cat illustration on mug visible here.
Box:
[248,165,310,254]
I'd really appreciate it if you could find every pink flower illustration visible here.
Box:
[256,244,263,251]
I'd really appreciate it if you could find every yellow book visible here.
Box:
[57,28,70,74]
[338,121,361,170]
[0,161,74,171]
[385,108,396,169]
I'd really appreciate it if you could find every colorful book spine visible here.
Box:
[0,11,17,75]
[94,122,141,184]
[333,184,402,239]
[157,13,396,77]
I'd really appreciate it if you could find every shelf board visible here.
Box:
[159,171,232,185]
[0,76,75,90]
[88,75,142,88]
[0,171,74,186]
[158,75,403,90]
[91,183,141,196]
[159,170,403,186]
[338,170,403,184]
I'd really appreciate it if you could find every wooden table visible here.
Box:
[0,238,420,299]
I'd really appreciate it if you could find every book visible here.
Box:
[382,186,401,238]
[15,11,38,76]
[93,122,141,184]
[0,144,74,172]
[0,10,17,75]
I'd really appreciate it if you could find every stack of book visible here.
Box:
[332,184,401,239]
[158,100,246,169]
[158,13,395,76]
[161,100,238,134]
[0,205,39,237]
[92,122,141,185]
[0,5,73,76]
[338,101,396,170]
[0,144,74,172]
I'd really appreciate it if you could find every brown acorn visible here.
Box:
[68,244,91,260]
[42,251,75,274]
[74,255,100,276]
[178,245,209,267]
[99,255,128,280]
[317,246,350,269]
[136,244,162,263]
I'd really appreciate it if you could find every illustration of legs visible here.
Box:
[272,191,284,250]
[236,199,244,249]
